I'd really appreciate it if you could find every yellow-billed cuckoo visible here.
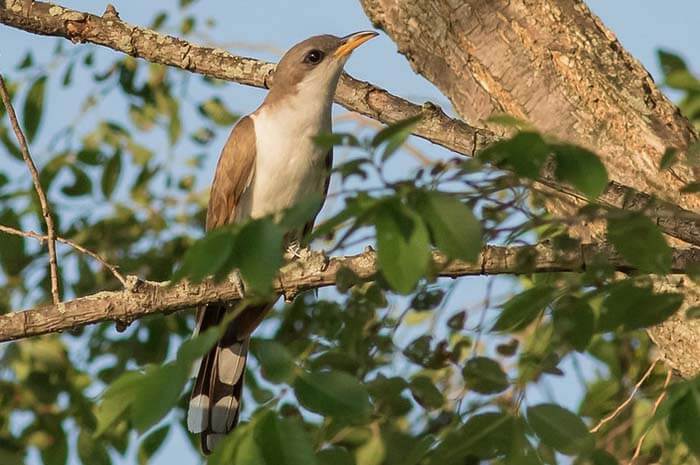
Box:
[186,31,378,454]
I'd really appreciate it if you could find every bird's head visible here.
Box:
[266,31,378,104]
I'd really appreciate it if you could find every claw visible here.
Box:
[230,270,246,298]
[284,240,303,261]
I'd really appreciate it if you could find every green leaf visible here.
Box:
[0,209,30,276]
[0,126,22,161]
[462,357,509,394]
[552,297,595,351]
[294,370,372,420]
[551,144,608,200]
[172,228,235,283]
[22,75,47,143]
[686,306,700,320]
[138,426,170,465]
[681,181,700,193]
[198,97,239,126]
[608,211,671,274]
[94,371,144,436]
[412,191,482,261]
[599,282,683,331]
[313,132,360,150]
[527,403,594,455]
[355,428,385,465]
[77,148,104,165]
[255,411,318,465]
[101,149,123,199]
[429,412,516,463]
[317,447,355,465]
[371,115,421,161]
[667,386,700,456]
[479,131,549,179]
[250,338,295,384]
[659,147,680,171]
[374,200,431,293]
[493,286,556,332]
[229,218,284,293]
[658,50,688,76]
[409,376,444,409]
[61,166,92,197]
[78,429,110,465]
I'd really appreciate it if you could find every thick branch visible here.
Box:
[1,242,698,344]
[0,0,698,247]
[0,74,60,303]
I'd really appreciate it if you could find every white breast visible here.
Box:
[242,94,331,220]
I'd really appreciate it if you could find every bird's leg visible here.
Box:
[229,269,246,298]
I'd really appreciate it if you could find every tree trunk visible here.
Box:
[360,0,700,377]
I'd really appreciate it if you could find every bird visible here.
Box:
[186,31,378,454]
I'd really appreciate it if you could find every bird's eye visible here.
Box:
[304,50,324,64]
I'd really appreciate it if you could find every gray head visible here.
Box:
[265,31,378,104]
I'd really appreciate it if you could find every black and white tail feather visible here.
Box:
[187,304,249,454]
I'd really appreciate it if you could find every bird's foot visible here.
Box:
[284,240,306,261]
[229,269,247,298]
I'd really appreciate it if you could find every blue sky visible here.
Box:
[1,1,698,464]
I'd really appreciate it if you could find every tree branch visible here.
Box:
[0,242,698,344]
[0,73,60,303]
[0,0,698,247]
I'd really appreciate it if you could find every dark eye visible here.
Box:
[304,49,324,64]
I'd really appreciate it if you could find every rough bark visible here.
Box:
[1,243,696,344]
[0,0,699,247]
[360,0,700,377]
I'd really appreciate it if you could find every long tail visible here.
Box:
[186,303,270,454]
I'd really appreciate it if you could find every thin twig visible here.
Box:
[0,74,60,303]
[591,359,659,433]
[629,369,672,464]
[0,223,128,287]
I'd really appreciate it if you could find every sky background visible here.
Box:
[0,1,698,464]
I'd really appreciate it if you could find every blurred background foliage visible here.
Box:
[0,1,699,465]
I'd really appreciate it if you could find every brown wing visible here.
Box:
[205,116,256,232]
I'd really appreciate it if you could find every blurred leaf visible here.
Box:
[172,228,235,283]
[0,126,22,161]
[479,131,549,179]
[552,297,595,351]
[94,371,143,437]
[686,306,700,319]
[294,370,372,420]
[526,404,594,455]
[667,386,700,456]
[355,427,385,465]
[599,281,682,331]
[229,218,284,293]
[313,132,360,150]
[681,181,700,193]
[317,447,355,465]
[138,425,169,465]
[0,209,29,276]
[22,75,47,143]
[412,191,482,261]
[608,211,671,274]
[659,147,680,171]
[255,411,318,465]
[552,144,608,200]
[250,338,295,384]
[493,286,556,332]
[429,412,517,463]
[462,357,509,394]
[374,200,430,293]
[78,429,110,465]
[61,166,92,197]
[17,52,33,70]
[658,50,688,75]
[101,149,123,199]
[198,97,239,126]
[371,115,421,161]
[409,376,444,409]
